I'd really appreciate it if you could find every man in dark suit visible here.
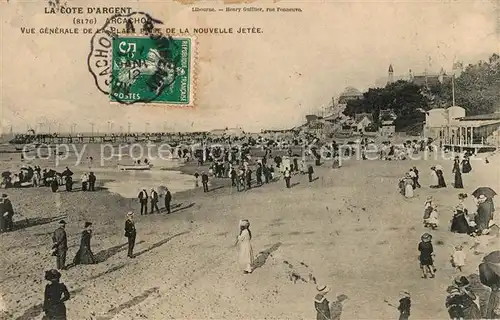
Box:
[150,188,160,214]
[1,194,14,232]
[164,188,172,214]
[52,220,68,270]
[124,212,136,258]
[201,172,209,192]
[138,189,148,215]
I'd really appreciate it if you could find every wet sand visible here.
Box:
[0,152,499,319]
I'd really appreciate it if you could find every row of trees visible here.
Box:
[343,53,500,132]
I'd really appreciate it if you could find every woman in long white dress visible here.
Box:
[430,166,439,188]
[237,219,254,274]
[404,173,414,198]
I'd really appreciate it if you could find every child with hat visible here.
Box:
[451,244,466,272]
[314,284,331,320]
[418,233,436,278]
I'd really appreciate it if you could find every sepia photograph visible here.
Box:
[0,0,500,319]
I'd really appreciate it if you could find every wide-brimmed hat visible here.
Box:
[478,195,487,201]
[316,284,330,294]
[399,290,411,299]
[421,233,432,242]
[1,194,7,198]
[239,219,250,228]
[44,269,61,281]
[126,211,134,217]
[59,220,66,225]
[84,221,92,228]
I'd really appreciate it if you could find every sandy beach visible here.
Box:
[0,151,499,319]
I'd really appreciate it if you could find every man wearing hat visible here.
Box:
[52,220,68,270]
[1,194,14,232]
[397,291,411,320]
[164,187,172,214]
[150,188,159,214]
[124,212,136,258]
[476,195,493,234]
[314,284,331,320]
[138,188,148,215]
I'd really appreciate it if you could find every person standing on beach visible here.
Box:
[418,233,436,278]
[124,212,136,258]
[284,168,291,188]
[80,172,89,191]
[194,172,200,188]
[164,187,172,214]
[88,172,96,191]
[201,172,209,192]
[138,189,148,215]
[412,166,421,188]
[43,269,70,320]
[150,188,160,214]
[452,157,464,189]
[314,284,331,320]
[1,194,14,232]
[308,164,314,182]
[50,177,59,193]
[52,220,68,270]
[236,219,254,274]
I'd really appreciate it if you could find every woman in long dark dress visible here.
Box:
[451,194,471,234]
[435,165,447,188]
[462,154,472,173]
[449,276,482,319]
[73,222,96,265]
[452,157,464,189]
[43,269,70,320]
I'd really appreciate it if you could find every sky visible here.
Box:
[1,0,499,133]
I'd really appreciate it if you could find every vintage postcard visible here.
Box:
[1,0,500,319]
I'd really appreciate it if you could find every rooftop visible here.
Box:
[458,113,500,121]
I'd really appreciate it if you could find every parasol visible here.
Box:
[1,171,11,178]
[479,250,500,288]
[472,187,497,199]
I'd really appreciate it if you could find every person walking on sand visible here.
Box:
[1,194,14,232]
[201,171,209,192]
[314,284,331,320]
[435,165,447,188]
[52,220,68,270]
[72,222,96,266]
[284,168,291,188]
[164,187,172,214]
[194,171,200,188]
[138,188,148,215]
[418,233,436,278]
[403,173,414,198]
[453,157,464,189]
[396,290,411,320]
[150,188,160,214]
[412,167,421,188]
[236,219,254,274]
[308,164,314,182]
[42,269,70,320]
[124,212,136,258]
[50,177,59,193]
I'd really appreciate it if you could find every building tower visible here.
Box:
[388,64,394,84]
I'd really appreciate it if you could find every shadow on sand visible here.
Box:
[96,287,159,320]
[93,240,146,263]
[12,214,67,232]
[170,202,195,214]
[254,242,282,269]
[88,263,129,281]
[14,287,84,320]
[290,182,300,188]
[134,231,190,258]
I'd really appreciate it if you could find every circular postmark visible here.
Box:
[87,12,182,105]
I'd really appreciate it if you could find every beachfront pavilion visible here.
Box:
[436,119,500,152]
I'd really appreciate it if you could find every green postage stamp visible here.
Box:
[110,35,195,106]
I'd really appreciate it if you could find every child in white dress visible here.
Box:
[451,245,466,272]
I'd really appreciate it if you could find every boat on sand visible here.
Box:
[118,163,153,171]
